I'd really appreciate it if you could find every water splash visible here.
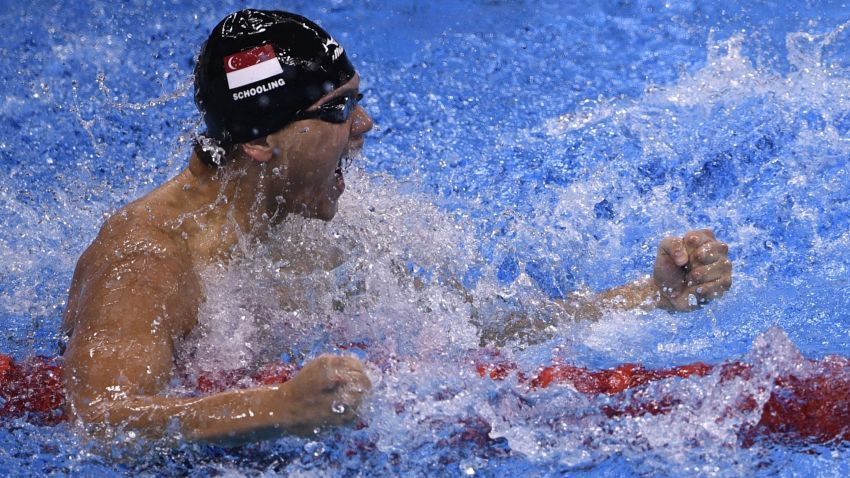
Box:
[3,1,850,476]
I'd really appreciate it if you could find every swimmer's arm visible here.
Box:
[556,277,660,321]
[558,230,733,319]
[63,243,368,444]
[72,357,367,445]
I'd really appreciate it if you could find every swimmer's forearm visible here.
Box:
[596,277,661,311]
[557,277,661,320]
[76,383,309,445]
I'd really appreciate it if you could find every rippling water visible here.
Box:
[2,1,850,476]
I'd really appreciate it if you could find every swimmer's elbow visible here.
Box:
[64,391,118,427]
[64,390,168,435]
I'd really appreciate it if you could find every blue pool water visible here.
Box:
[2,0,850,476]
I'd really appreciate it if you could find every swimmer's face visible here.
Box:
[265,74,372,220]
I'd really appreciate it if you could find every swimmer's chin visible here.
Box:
[294,201,339,222]
[312,204,338,221]
[266,201,338,224]
[342,139,365,159]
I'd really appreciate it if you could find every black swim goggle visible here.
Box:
[292,93,363,124]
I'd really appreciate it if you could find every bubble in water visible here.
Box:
[304,441,325,457]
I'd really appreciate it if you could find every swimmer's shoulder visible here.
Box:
[85,200,188,263]
[62,200,199,339]
[69,190,197,302]
[92,171,199,254]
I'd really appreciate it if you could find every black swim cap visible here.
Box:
[195,9,355,146]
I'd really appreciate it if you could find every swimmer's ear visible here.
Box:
[240,137,273,163]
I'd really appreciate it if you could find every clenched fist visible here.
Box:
[283,354,372,434]
[653,229,732,311]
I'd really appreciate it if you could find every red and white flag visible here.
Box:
[223,44,283,90]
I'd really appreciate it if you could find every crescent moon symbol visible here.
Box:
[227,56,238,71]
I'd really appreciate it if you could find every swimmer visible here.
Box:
[59,9,731,445]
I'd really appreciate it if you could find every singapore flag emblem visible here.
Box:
[223,44,283,90]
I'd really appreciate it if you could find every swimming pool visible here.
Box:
[2,0,850,475]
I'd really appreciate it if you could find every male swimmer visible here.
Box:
[59,9,731,444]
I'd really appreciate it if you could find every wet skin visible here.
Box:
[60,71,730,444]
[62,75,375,443]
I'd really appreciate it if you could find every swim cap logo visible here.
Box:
[232,78,286,101]
[329,43,344,61]
[223,44,283,90]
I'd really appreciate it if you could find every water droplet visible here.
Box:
[304,440,325,456]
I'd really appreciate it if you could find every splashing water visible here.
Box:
[181,171,484,373]
[3,1,850,476]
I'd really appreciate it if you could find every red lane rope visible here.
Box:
[191,361,300,393]
[0,354,65,425]
[3,352,849,443]
[475,355,850,444]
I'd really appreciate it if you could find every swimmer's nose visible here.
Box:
[351,105,373,137]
